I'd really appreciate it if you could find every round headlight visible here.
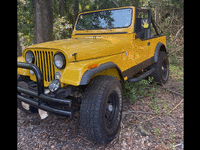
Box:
[49,79,60,92]
[54,52,66,69]
[25,51,34,64]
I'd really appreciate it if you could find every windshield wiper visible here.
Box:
[76,24,88,31]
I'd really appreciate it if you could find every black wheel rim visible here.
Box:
[105,91,119,129]
[161,59,169,81]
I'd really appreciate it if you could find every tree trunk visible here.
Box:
[43,0,53,42]
[59,0,64,17]
[66,0,69,18]
[17,34,22,57]
[33,0,53,44]
[74,0,79,23]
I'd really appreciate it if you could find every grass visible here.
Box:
[169,50,183,81]
[169,64,183,81]
[168,45,184,94]
[168,42,183,82]
[154,128,161,138]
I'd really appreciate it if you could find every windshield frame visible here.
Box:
[75,7,133,31]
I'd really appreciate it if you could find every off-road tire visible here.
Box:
[150,51,169,85]
[80,75,123,145]
[17,75,38,114]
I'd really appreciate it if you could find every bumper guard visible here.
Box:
[17,62,73,118]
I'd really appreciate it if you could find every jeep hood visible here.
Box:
[28,37,127,62]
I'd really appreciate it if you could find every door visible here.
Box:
[133,9,152,64]
[133,38,150,64]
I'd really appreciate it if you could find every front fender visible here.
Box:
[17,56,30,76]
[60,60,124,86]
[79,62,124,85]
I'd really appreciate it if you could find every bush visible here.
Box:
[53,16,73,40]
[122,77,154,103]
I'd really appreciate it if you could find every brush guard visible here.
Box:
[17,62,73,118]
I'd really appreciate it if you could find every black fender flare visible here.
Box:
[154,42,167,62]
[79,62,124,85]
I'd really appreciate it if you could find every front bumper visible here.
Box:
[17,62,73,118]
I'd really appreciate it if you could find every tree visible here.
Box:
[33,0,53,44]
[17,0,34,47]
[73,0,79,23]
[59,0,65,17]
[17,34,22,57]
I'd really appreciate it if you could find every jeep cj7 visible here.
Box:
[17,6,169,145]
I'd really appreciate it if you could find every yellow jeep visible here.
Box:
[17,6,169,145]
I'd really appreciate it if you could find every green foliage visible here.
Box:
[154,128,161,138]
[161,100,169,115]
[89,0,116,10]
[17,0,34,47]
[122,81,137,103]
[169,133,176,149]
[53,16,73,40]
[122,76,154,103]
[150,97,160,114]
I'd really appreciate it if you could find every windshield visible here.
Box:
[76,8,133,30]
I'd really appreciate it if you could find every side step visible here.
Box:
[127,68,155,83]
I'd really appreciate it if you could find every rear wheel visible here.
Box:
[150,51,169,84]
[80,75,123,145]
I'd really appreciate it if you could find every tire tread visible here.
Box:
[80,75,122,144]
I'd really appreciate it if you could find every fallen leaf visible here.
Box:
[131,105,136,110]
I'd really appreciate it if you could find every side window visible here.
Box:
[135,10,150,39]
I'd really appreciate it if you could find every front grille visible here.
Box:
[33,50,55,83]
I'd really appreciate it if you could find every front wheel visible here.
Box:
[80,75,123,145]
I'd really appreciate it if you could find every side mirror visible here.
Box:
[72,25,74,30]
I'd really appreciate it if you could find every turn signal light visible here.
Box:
[88,63,98,69]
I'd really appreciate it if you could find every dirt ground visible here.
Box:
[17,78,184,150]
